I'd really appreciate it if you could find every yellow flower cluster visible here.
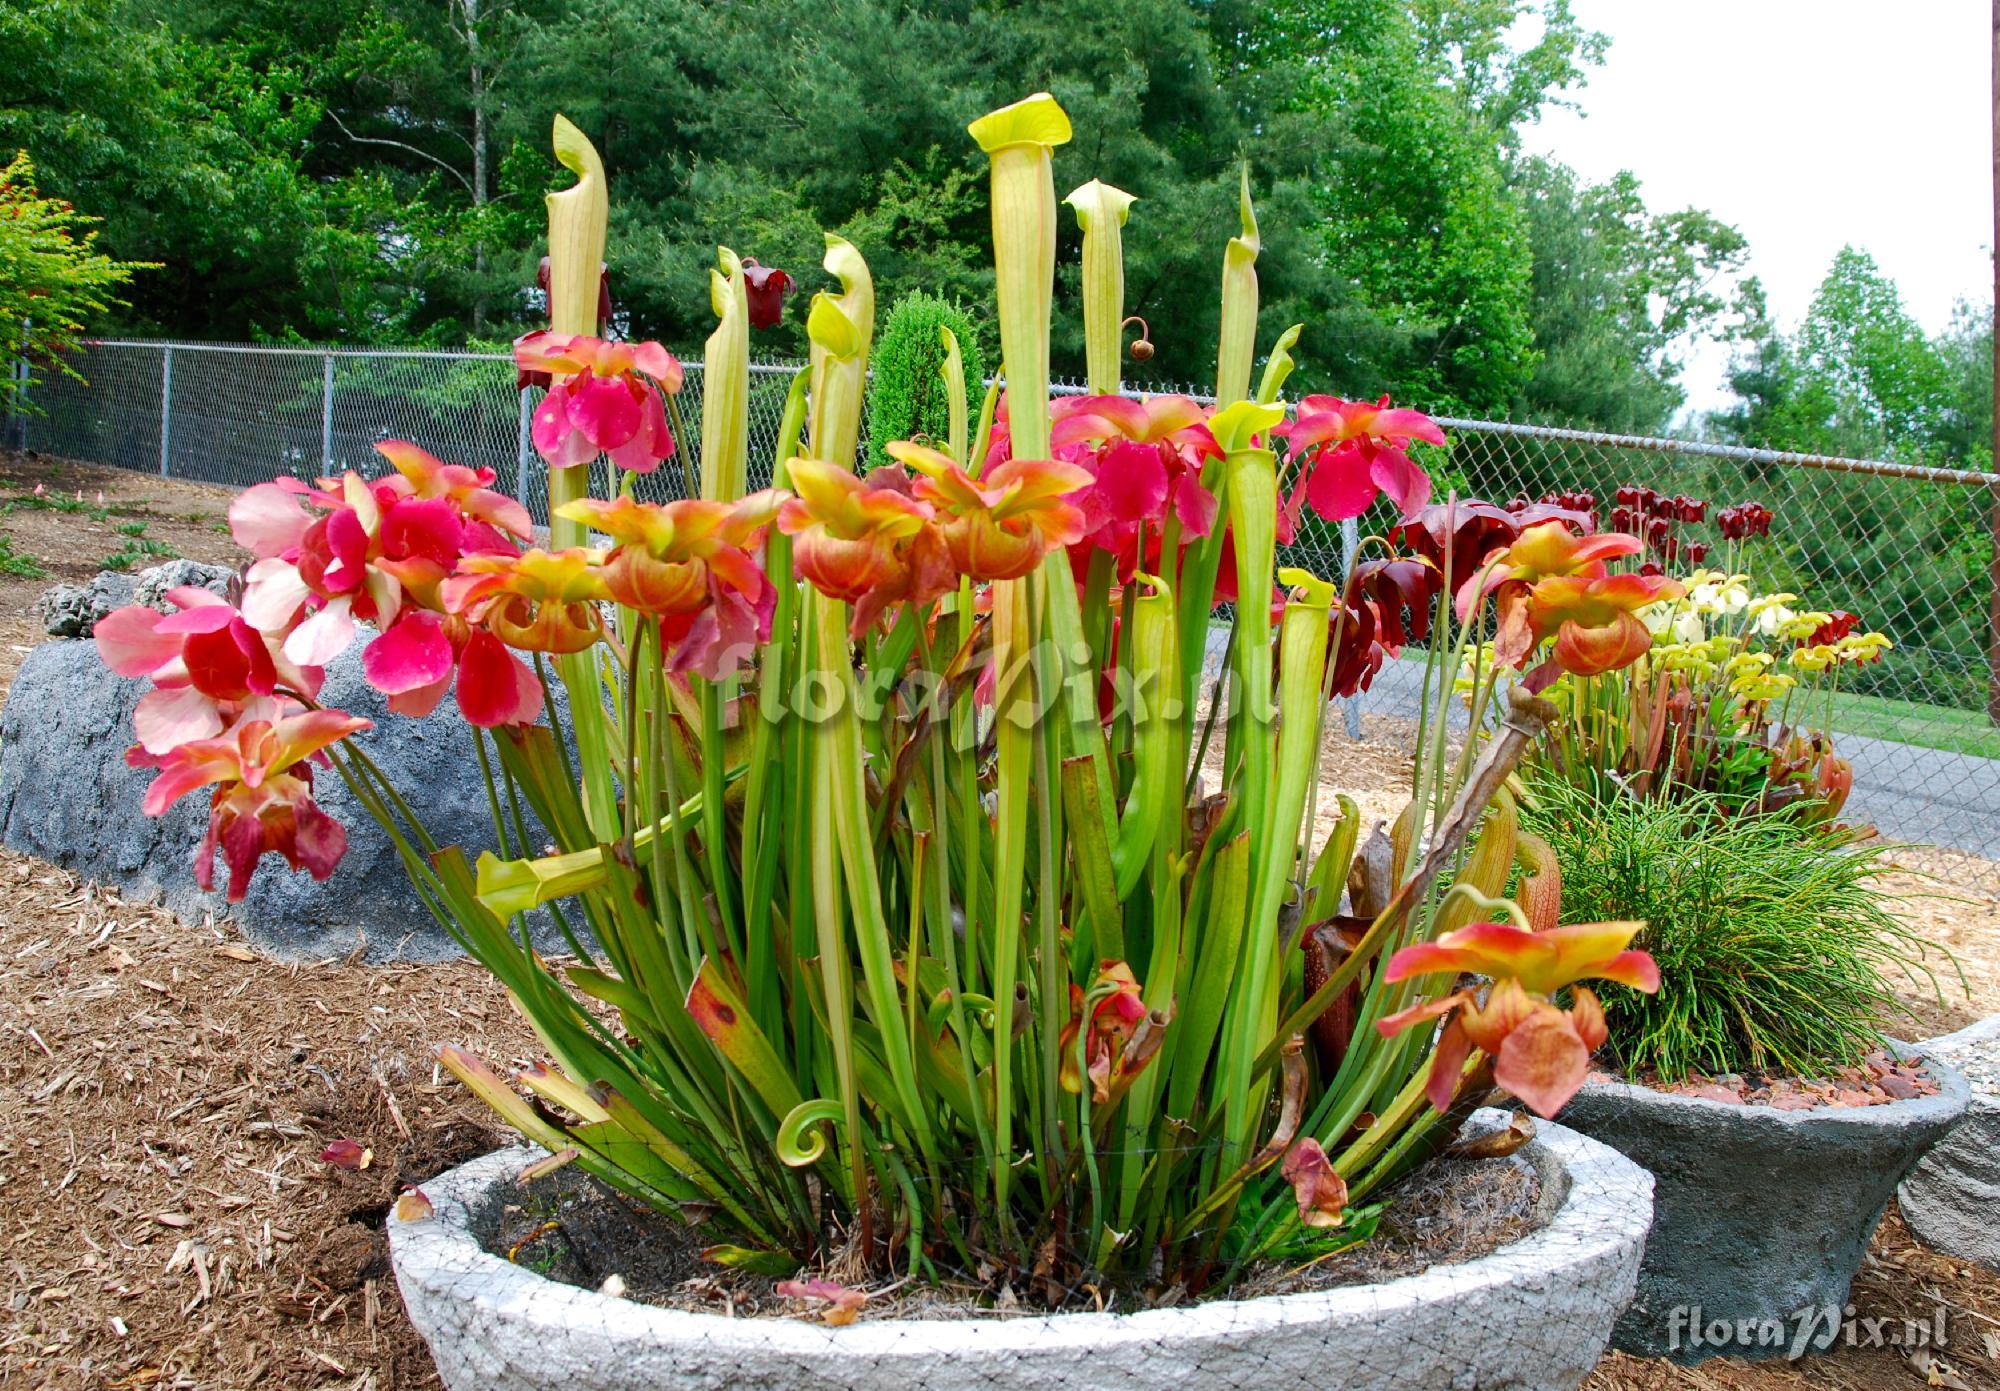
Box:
[1787,631,1894,673]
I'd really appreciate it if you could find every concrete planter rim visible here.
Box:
[389,1111,1653,1387]
[1574,1049,1971,1131]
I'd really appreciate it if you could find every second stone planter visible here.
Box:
[1558,1054,1968,1362]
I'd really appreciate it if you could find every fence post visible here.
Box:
[321,353,336,472]
[1340,516,1362,739]
[516,386,536,518]
[158,346,174,478]
[12,352,26,453]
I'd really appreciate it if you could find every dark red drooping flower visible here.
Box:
[1809,610,1861,645]
[1718,501,1773,541]
[741,259,795,329]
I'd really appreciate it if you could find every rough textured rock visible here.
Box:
[132,558,234,609]
[389,1114,1653,1391]
[0,637,561,962]
[36,571,137,637]
[36,561,237,639]
[1559,1054,1969,1362]
[1899,1016,2000,1271]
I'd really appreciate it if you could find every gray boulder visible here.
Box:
[37,561,238,639]
[1559,1054,1968,1362]
[0,637,567,962]
[1899,1016,2000,1271]
[132,558,235,609]
[37,572,138,638]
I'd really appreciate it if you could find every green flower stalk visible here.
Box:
[700,246,750,502]
[938,326,970,466]
[806,235,874,472]
[1065,178,1137,394]
[544,113,607,551]
[967,92,1069,460]
[1214,164,1260,408]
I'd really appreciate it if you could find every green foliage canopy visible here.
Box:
[0,150,151,411]
[0,0,1759,434]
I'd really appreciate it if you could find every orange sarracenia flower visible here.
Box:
[889,441,1089,582]
[1377,920,1659,1118]
[557,492,784,617]
[439,547,610,654]
[557,492,787,680]
[776,456,952,634]
[1456,520,1683,684]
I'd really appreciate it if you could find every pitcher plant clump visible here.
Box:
[97,97,1670,1296]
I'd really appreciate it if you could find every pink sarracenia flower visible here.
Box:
[513,331,684,473]
[129,707,371,902]
[1051,394,1221,561]
[228,443,540,725]
[1276,395,1442,525]
[95,588,323,754]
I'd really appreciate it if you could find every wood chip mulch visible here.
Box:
[0,852,537,1389]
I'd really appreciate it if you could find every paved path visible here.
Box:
[1202,632,2000,861]
[1355,657,2000,860]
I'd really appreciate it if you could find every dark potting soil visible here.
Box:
[476,1148,1544,1323]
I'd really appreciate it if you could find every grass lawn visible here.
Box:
[1825,689,2000,760]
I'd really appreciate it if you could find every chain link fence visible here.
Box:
[7,338,1999,873]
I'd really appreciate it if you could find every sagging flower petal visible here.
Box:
[1379,920,1658,1116]
[1279,1138,1349,1229]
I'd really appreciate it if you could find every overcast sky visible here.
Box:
[1515,0,1992,416]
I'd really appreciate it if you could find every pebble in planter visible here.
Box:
[1899,1016,2000,1271]
[1559,1052,1969,1362]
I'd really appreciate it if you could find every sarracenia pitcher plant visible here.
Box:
[98,97,1667,1293]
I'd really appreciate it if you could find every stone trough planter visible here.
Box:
[1899,1016,2000,1272]
[388,1112,1653,1391]
[1559,1053,1969,1362]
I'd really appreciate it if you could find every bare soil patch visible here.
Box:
[0,449,242,701]
[483,1146,1540,1321]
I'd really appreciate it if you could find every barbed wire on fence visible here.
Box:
[5,338,1998,876]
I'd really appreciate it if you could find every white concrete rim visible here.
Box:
[389,1110,1654,1363]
